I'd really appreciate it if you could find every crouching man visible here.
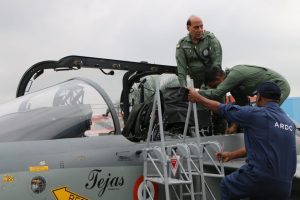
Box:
[188,81,296,200]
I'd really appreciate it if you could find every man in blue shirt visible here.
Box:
[188,81,296,200]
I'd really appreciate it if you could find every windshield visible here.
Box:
[0,79,121,142]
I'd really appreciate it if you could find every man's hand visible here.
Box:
[225,123,238,134]
[216,151,234,162]
[216,147,247,162]
[187,88,221,113]
[187,88,200,103]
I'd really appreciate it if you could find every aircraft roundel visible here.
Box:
[133,176,158,200]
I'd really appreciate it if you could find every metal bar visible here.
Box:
[186,151,195,200]
[191,81,201,145]
[154,78,171,200]
[146,97,157,147]
[191,159,201,174]
[171,185,181,200]
[143,151,148,200]
[183,102,192,142]
[205,181,217,200]
[203,173,224,178]
[203,146,223,175]
[148,153,164,180]
[171,149,189,180]
[145,184,154,200]
[199,143,207,200]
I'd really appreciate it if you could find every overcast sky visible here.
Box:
[0,0,299,103]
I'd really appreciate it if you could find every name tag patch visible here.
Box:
[274,122,293,132]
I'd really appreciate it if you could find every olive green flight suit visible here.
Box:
[176,31,222,88]
[176,31,223,134]
[200,65,290,105]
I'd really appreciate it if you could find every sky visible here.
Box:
[0,0,300,104]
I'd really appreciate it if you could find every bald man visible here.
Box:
[176,15,225,134]
[176,15,222,88]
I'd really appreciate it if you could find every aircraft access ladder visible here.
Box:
[142,78,224,200]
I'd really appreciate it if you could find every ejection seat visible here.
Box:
[162,86,212,136]
[122,86,212,141]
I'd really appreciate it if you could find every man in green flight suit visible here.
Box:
[176,15,222,88]
[200,65,290,133]
[176,15,224,134]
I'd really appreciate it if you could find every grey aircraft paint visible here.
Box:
[0,56,298,200]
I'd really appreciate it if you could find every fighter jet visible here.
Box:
[0,55,299,199]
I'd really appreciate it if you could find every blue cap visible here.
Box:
[256,81,281,100]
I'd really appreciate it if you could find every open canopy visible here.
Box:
[0,78,121,142]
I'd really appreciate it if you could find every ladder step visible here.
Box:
[182,191,203,196]
[190,155,202,159]
[146,177,192,185]
[181,171,224,178]
[203,173,224,178]
[147,158,161,162]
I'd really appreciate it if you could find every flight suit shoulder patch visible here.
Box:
[206,31,216,39]
[177,37,186,48]
[182,45,191,49]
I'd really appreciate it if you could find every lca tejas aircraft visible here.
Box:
[0,55,299,200]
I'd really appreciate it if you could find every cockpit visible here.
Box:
[0,56,239,143]
[0,78,122,142]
